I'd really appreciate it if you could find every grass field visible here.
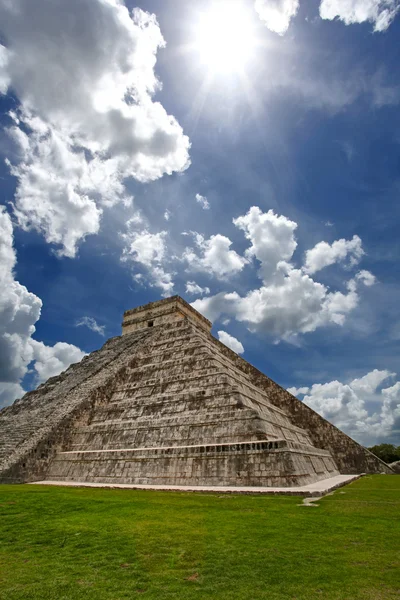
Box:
[0,476,399,600]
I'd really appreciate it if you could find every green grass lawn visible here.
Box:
[0,476,399,600]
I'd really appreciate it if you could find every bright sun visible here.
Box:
[195,1,256,73]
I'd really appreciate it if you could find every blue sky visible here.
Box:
[0,0,400,447]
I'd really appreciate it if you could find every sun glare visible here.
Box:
[195,1,256,73]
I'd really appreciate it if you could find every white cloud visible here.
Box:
[198,270,359,340]
[0,44,10,94]
[0,206,42,389]
[350,369,393,394]
[319,0,400,32]
[217,330,245,354]
[233,207,297,283]
[192,292,234,323]
[303,235,364,275]
[123,227,167,267]
[0,383,25,409]
[254,0,299,35]
[122,222,174,297]
[29,339,86,385]
[6,121,102,258]
[164,209,171,221]
[75,317,105,336]
[185,281,211,296]
[150,266,174,297]
[183,233,247,278]
[195,193,210,210]
[291,369,400,445]
[287,386,310,395]
[379,382,400,442]
[356,270,376,286]
[193,207,374,342]
[0,207,85,407]
[0,0,190,256]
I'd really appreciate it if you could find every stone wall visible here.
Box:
[202,330,393,475]
[47,440,337,487]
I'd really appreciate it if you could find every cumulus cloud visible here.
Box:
[76,317,105,336]
[319,0,400,32]
[303,235,364,275]
[192,292,234,323]
[193,270,362,340]
[0,0,190,256]
[6,120,102,258]
[255,0,299,35]
[0,44,10,94]
[350,369,392,394]
[233,207,297,283]
[356,270,376,286]
[217,330,245,354]
[0,206,42,389]
[185,281,210,296]
[290,369,400,445]
[192,207,375,341]
[195,193,210,210]
[0,383,25,409]
[122,220,174,296]
[287,386,311,395]
[183,232,247,278]
[0,207,85,407]
[123,227,167,267]
[29,340,86,385]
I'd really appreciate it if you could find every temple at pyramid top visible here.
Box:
[0,295,393,489]
[122,296,212,335]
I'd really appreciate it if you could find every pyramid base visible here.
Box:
[30,474,362,496]
[44,439,339,488]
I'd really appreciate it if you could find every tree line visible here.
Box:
[368,444,400,464]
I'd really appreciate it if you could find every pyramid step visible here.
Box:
[128,341,209,366]
[91,392,239,418]
[103,372,233,399]
[66,410,269,451]
[101,385,312,443]
[108,382,234,403]
[67,432,270,452]
[124,356,215,380]
[60,439,288,455]
[122,364,223,387]
[83,404,253,429]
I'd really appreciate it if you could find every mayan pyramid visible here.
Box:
[0,296,392,487]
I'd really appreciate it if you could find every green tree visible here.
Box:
[368,444,400,463]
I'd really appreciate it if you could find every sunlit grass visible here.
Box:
[0,476,399,599]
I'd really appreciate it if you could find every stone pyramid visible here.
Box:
[0,296,392,487]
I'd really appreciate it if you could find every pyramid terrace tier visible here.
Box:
[122,295,212,335]
[47,439,339,488]
[67,386,314,451]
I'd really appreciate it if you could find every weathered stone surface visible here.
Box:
[389,460,400,473]
[0,329,155,482]
[0,296,393,486]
